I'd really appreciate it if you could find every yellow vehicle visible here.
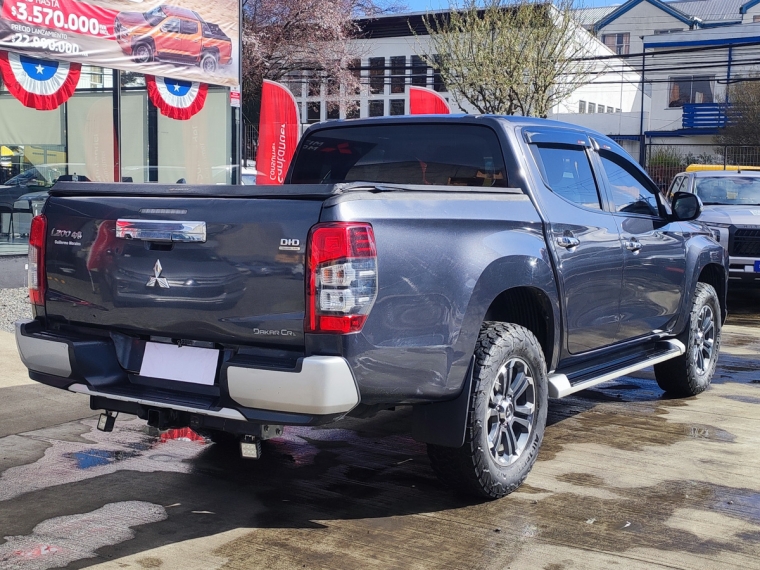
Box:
[685,164,760,172]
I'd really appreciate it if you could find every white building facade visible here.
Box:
[284,11,646,156]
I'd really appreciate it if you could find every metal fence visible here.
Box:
[645,144,760,192]
[243,121,258,165]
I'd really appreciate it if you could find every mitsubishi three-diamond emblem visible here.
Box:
[146,259,170,288]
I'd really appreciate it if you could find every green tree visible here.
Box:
[716,78,760,148]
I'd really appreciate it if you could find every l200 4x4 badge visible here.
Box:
[146,260,170,289]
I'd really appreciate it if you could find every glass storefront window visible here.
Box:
[1,66,236,245]
[157,89,232,184]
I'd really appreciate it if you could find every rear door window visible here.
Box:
[529,144,602,210]
[599,151,661,217]
[180,19,198,35]
[290,124,509,187]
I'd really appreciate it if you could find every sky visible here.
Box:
[403,0,620,11]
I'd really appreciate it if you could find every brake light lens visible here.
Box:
[305,222,377,334]
[28,214,47,307]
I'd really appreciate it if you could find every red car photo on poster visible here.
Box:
[114,5,232,74]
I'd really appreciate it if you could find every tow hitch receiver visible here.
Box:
[240,435,262,459]
[97,411,118,432]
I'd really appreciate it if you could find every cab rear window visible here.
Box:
[289,124,509,187]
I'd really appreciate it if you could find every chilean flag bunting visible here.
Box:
[146,75,208,120]
[0,50,81,111]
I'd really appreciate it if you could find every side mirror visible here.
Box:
[671,191,702,221]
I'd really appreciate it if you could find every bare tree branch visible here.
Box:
[418,0,594,118]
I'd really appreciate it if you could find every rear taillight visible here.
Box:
[28,214,47,307]
[305,222,378,334]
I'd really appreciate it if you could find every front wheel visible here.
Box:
[654,282,721,397]
[427,322,548,499]
[132,43,153,63]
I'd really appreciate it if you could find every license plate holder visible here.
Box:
[139,342,219,385]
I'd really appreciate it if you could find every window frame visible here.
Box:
[596,147,666,219]
[602,32,630,55]
[179,18,198,35]
[668,75,715,107]
[528,142,605,212]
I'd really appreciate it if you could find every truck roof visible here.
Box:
[161,5,199,20]
[302,114,613,145]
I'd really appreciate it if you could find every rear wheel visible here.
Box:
[654,282,721,396]
[201,52,218,73]
[427,322,548,499]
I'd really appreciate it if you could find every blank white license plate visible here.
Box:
[139,342,219,385]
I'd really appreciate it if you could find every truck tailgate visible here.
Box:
[43,192,324,347]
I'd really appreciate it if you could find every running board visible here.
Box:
[548,339,685,399]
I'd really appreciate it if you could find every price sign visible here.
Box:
[2,0,117,38]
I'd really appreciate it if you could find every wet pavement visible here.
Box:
[0,286,758,569]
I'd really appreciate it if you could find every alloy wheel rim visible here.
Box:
[692,305,715,375]
[692,305,715,374]
[485,357,536,466]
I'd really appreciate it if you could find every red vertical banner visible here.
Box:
[256,79,300,185]
[409,86,451,115]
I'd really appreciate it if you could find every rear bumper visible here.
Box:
[15,319,360,426]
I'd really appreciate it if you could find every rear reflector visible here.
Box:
[28,215,47,307]
[305,223,377,334]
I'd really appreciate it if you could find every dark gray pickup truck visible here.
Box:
[16,116,728,498]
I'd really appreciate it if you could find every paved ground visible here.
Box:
[0,256,26,289]
[0,287,758,570]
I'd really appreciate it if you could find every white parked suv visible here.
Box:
[667,170,760,283]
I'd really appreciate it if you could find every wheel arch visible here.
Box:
[483,286,556,370]
[697,263,727,324]
[670,234,728,337]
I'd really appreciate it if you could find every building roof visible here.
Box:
[574,5,620,28]
[362,0,750,40]
[668,0,744,22]
[592,0,746,30]
[594,0,696,32]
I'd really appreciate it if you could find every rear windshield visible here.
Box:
[202,22,228,40]
[289,124,508,187]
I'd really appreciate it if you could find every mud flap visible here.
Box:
[411,357,474,448]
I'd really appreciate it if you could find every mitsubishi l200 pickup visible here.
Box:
[16,116,728,498]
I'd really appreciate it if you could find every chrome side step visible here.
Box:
[548,339,685,399]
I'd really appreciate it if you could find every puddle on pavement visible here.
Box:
[66,448,141,469]
[721,394,760,405]
[0,501,166,570]
[0,419,208,502]
[509,480,760,557]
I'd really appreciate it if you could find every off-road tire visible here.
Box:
[201,52,218,74]
[427,322,548,499]
[654,282,721,397]
[133,42,154,64]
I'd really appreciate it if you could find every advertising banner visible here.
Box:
[0,0,239,86]
[409,86,451,115]
[255,79,299,186]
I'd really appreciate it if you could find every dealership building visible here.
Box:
[0,0,241,246]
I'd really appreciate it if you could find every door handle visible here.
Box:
[624,239,642,252]
[116,219,207,243]
[556,236,580,249]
